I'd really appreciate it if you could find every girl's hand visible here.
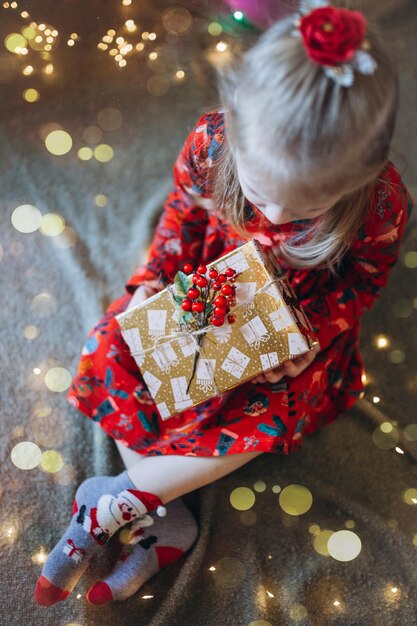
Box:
[127,284,158,310]
[251,342,321,384]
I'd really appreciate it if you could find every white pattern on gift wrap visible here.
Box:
[212,320,232,344]
[260,351,280,371]
[121,327,144,367]
[177,334,196,357]
[196,358,216,393]
[152,343,180,373]
[264,283,285,304]
[239,316,270,350]
[143,370,162,397]
[221,346,250,379]
[288,332,309,355]
[156,402,170,419]
[215,250,249,275]
[171,376,194,411]
[269,306,294,332]
[235,281,257,319]
[147,309,167,338]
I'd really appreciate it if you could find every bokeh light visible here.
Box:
[279,484,313,515]
[39,449,64,473]
[44,366,72,392]
[162,7,192,34]
[94,144,114,162]
[11,204,42,233]
[230,486,256,510]
[45,129,73,155]
[39,212,66,236]
[5,33,27,53]
[31,292,57,316]
[23,325,40,340]
[11,441,42,470]
[95,194,108,207]
[372,423,400,449]
[327,530,362,562]
[23,88,40,102]
[78,147,94,160]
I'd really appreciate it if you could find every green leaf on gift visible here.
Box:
[173,271,191,297]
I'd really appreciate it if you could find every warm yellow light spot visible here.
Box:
[216,41,228,52]
[395,447,404,454]
[77,146,94,161]
[375,335,389,348]
[33,367,41,375]
[46,36,53,44]
[122,0,132,5]
[136,42,144,51]
[21,11,29,18]
[361,373,367,384]
[23,325,40,339]
[148,33,156,40]
[380,421,393,433]
[110,49,118,56]
[40,449,64,473]
[98,43,108,50]
[115,54,123,62]
[323,22,334,31]
[39,213,65,237]
[45,366,72,392]
[94,194,107,208]
[23,87,39,102]
[11,441,42,470]
[208,22,223,36]
[279,484,313,515]
[230,486,255,511]
[289,605,308,621]
[116,36,125,44]
[119,59,127,67]
[5,33,27,53]
[141,31,149,40]
[107,29,116,36]
[372,396,380,403]
[22,65,33,75]
[149,51,158,60]
[176,69,185,79]
[44,44,52,51]
[313,529,334,555]
[43,63,54,74]
[94,144,114,162]
[403,251,417,268]
[67,39,75,46]
[70,33,78,39]
[11,204,42,233]
[31,292,57,316]
[402,487,417,505]
[253,481,266,492]
[52,30,58,37]
[45,129,72,155]
[125,19,136,31]
[34,35,43,43]
[22,26,36,39]
[31,548,48,564]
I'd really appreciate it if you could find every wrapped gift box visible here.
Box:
[116,239,317,420]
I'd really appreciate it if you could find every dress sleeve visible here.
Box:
[124,114,215,295]
[294,163,414,353]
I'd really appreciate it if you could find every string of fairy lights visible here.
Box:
[1,0,417,619]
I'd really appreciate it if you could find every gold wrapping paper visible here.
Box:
[116,239,317,420]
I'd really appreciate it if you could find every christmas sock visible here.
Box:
[34,469,166,607]
[86,497,199,605]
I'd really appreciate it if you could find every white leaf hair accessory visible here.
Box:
[291,0,378,88]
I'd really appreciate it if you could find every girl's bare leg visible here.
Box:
[126,449,264,505]
[115,439,146,470]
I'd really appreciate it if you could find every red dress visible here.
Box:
[67,112,414,457]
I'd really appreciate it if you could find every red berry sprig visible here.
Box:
[181,263,238,327]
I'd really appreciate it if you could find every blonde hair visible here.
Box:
[209,6,400,275]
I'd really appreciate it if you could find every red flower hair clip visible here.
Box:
[291,0,378,87]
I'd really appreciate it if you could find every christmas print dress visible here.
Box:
[67,111,414,457]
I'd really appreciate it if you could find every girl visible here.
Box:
[35,1,413,607]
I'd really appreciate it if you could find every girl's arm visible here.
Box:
[125,115,213,295]
[295,164,414,353]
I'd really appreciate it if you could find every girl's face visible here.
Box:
[235,151,342,225]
